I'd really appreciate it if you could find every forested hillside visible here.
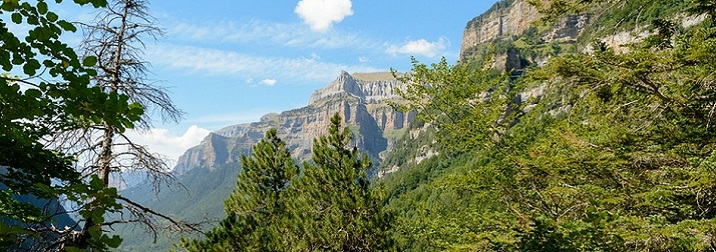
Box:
[378,0,716,250]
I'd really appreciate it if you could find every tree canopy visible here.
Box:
[380,0,716,250]
[181,114,395,251]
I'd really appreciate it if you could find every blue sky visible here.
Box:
[59,0,499,163]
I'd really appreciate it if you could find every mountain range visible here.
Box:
[115,0,700,250]
[115,71,415,250]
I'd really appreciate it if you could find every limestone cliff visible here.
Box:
[460,0,591,63]
[173,132,231,175]
[460,0,540,57]
[173,71,415,175]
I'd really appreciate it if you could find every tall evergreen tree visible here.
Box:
[180,129,298,251]
[181,114,394,251]
[296,113,394,251]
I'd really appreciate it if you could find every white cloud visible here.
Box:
[295,0,353,32]
[386,37,449,58]
[358,56,370,63]
[261,79,277,86]
[166,20,384,52]
[124,125,211,164]
[146,44,384,83]
[192,111,270,128]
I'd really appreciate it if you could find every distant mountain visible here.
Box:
[115,71,414,251]
[173,71,413,175]
[0,167,76,249]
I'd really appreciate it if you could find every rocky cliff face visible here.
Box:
[174,130,252,175]
[173,71,415,175]
[460,0,591,61]
[460,0,540,57]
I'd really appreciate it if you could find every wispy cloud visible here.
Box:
[164,19,461,62]
[165,20,380,51]
[294,0,353,32]
[387,37,450,58]
[146,44,384,83]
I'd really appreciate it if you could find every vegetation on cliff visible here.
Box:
[379,0,716,250]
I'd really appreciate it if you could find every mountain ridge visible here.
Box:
[116,70,415,250]
[172,71,413,175]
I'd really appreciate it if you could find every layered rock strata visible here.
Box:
[173,71,415,175]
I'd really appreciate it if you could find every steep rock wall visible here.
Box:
[461,0,540,57]
[174,133,231,175]
[460,0,591,62]
[173,71,413,175]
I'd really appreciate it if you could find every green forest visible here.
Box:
[4,0,716,251]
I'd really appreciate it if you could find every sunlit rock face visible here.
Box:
[460,0,541,57]
[460,0,591,65]
[173,71,414,175]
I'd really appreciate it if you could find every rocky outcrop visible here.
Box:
[309,71,405,105]
[173,71,415,175]
[541,14,591,43]
[491,48,525,72]
[585,14,704,54]
[460,0,591,62]
[173,133,231,175]
[460,0,540,57]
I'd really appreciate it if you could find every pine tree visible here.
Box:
[180,129,298,251]
[296,113,394,251]
[181,115,394,251]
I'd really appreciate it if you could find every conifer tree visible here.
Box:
[180,129,298,251]
[296,113,394,251]
[181,114,394,251]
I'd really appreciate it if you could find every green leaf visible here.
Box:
[57,20,76,32]
[2,2,18,11]
[46,11,58,22]
[82,56,97,67]
[37,1,48,14]
[89,175,103,190]
[63,247,85,252]
[23,63,37,76]
[26,15,38,25]
[24,89,42,99]
[0,223,32,236]
[105,235,122,248]
[11,13,22,24]
[85,68,97,76]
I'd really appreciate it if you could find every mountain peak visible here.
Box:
[308,71,363,105]
[308,71,406,105]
